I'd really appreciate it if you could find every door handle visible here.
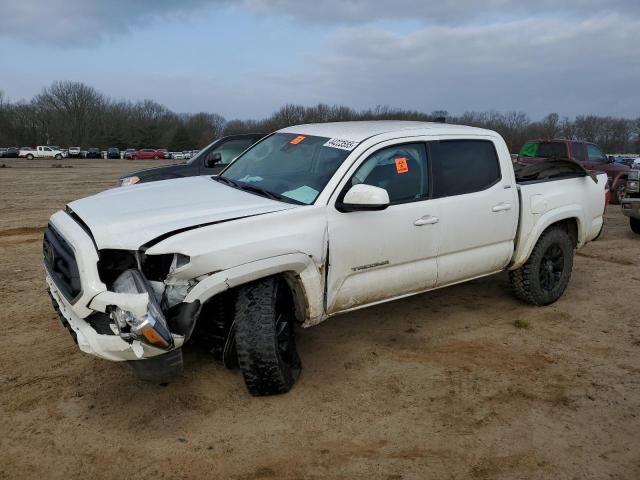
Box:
[414,215,439,226]
[492,203,512,212]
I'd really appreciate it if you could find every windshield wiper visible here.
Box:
[238,183,289,202]
[213,176,240,188]
[214,176,304,205]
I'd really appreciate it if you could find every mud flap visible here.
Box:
[127,348,184,384]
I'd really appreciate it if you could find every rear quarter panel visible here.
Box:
[511,173,607,269]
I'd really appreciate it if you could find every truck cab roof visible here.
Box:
[278,121,494,142]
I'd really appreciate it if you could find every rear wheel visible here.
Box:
[26,154,34,160]
[509,227,574,306]
[153,155,159,160]
[234,277,301,396]
[631,217,640,235]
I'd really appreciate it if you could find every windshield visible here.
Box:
[219,133,354,205]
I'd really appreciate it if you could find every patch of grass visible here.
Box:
[513,319,530,329]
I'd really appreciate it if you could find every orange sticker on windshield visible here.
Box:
[290,135,306,145]
[395,157,409,174]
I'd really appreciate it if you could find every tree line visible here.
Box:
[1,81,638,153]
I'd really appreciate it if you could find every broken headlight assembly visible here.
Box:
[118,176,140,187]
[111,269,174,350]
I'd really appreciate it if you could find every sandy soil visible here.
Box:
[0,158,639,480]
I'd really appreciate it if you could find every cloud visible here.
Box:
[3,0,639,46]
[298,14,640,117]
[0,0,220,46]
[241,0,640,24]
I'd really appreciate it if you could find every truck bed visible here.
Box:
[510,162,607,269]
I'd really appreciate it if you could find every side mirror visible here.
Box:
[205,152,222,168]
[338,184,390,212]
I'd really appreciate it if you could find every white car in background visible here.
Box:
[21,146,66,159]
[68,147,82,158]
[171,152,184,160]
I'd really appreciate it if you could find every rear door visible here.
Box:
[326,141,440,313]
[429,138,518,286]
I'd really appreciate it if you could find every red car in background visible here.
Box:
[127,149,168,160]
[518,139,630,204]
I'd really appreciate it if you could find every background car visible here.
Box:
[159,148,170,159]
[67,147,82,158]
[124,148,136,159]
[18,147,35,157]
[118,133,265,186]
[0,148,7,158]
[85,148,102,159]
[182,151,192,159]
[129,148,166,160]
[172,151,185,160]
[106,147,120,159]
[3,147,20,158]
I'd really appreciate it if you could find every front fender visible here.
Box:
[183,253,326,326]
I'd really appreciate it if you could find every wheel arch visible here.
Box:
[183,253,325,327]
[511,213,582,270]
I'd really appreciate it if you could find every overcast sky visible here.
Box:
[0,0,638,119]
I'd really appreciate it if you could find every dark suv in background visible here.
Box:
[107,147,120,159]
[118,133,265,186]
[518,139,630,204]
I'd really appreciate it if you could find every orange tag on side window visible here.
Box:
[290,135,306,145]
[395,157,409,174]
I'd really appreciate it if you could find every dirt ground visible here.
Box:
[0,158,639,480]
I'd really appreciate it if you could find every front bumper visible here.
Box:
[622,198,640,219]
[45,211,188,362]
[47,275,181,361]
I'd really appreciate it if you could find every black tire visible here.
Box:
[610,180,626,205]
[55,154,62,159]
[234,277,301,396]
[26,154,33,160]
[153,155,159,160]
[509,227,574,306]
[631,217,640,235]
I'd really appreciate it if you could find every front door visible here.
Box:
[326,141,440,314]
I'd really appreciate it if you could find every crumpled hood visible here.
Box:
[68,176,297,250]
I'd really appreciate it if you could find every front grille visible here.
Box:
[43,225,82,303]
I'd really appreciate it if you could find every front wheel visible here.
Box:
[611,180,626,205]
[631,217,640,235]
[234,277,301,396]
[509,227,574,306]
[55,154,62,159]
[153,155,159,160]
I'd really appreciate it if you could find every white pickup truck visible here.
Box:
[44,121,607,395]
[21,145,66,159]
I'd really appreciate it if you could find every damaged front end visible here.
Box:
[44,213,201,381]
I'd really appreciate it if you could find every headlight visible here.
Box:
[119,175,140,187]
[627,179,639,193]
[111,269,173,349]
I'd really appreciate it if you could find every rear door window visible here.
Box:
[430,140,501,198]
[536,142,568,159]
